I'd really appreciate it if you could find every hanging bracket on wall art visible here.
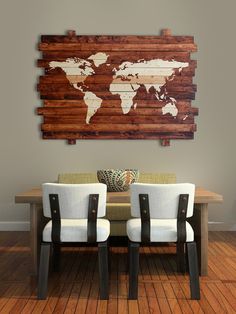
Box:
[37,28,198,146]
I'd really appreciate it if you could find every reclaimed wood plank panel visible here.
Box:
[37,29,198,144]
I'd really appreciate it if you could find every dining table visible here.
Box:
[15,187,223,276]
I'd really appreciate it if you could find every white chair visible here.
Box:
[37,183,110,300]
[127,183,200,300]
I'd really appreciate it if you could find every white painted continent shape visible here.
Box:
[111,58,189,115]
[83,92,102,124]
[49,53,109,123]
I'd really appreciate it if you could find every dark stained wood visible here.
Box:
[1,231,235,313]
[37,83,197,93]
[37,59,197,69]
[39,42,197,52]
[39,91,196,100]
[161,139,170,146]
[37,106,199,116]
[43,99,193,108]
[37,30,198,144]
[41,123,197,132]
[42,132,194,140]
[44,114,195,125]
[44,67,196,77]
[42,51,191,62]
[40,74,193,85]
[41,34,194,44]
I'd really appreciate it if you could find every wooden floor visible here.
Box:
[0,232,236,313]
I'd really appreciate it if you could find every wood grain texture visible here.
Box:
[37,30,198,144]
[0,231,235,313]
[39,42,197,52]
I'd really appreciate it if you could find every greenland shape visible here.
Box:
[88,52,109,67]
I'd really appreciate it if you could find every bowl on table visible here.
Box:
[97,169,139,192]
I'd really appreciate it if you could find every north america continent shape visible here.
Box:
[49,52,108,123]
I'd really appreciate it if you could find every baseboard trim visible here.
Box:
[0,222,30,231]
[208,222,236,231]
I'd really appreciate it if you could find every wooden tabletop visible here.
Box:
[15,187,223,205]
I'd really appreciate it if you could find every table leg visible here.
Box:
[30,203,43,275]
[189,203,208,276]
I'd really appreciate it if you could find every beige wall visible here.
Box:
[0,0,235,230]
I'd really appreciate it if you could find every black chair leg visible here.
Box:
[128,241,140,299]
[38,243,51,299]
[52,244,61,272]
[187,242,200,300]
[98,241,109,300]
[177,242,186,273]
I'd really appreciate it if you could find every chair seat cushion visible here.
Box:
[126,218,194,242]
[43,219,110,242]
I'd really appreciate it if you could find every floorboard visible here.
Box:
[0,231,235,313]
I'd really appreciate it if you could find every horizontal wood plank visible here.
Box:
[37,83,197,93]
[42,131,194,140]
[43,99,192,108]
[39,75,194,85]
[44,67,196,76]
[37,106,199,116]
[41,35,194,44]
[42,51,191,62]
[39,91,196,100]
[38,59,197,69]
[41,123,196,132]
[44,114,195,124]
[39,43,197,52]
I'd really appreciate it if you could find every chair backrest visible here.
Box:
[130,183,195,219]
[42,183,107,218]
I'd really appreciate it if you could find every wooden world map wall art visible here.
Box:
[37,29,198,146]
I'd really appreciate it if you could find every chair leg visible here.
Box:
[98,241,109,300]
[52,244,61,272]
[38,243,51,299]
[128,241,140,299]
[177,242,186,273]
[187,242,200,300]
